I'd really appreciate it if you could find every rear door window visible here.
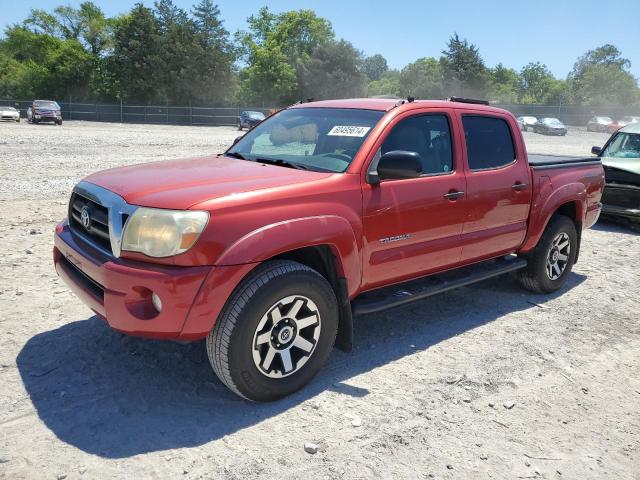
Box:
[462,116,516,170]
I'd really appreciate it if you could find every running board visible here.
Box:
[351,256,527,316]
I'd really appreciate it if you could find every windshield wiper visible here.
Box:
[226,151,246,160]
[256,158,308,170]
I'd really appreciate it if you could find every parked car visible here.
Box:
[516,116,537,131]
[586,116,613,132]
[592,122,640,222]
[607,116,640,134]
[0,106,20,122]
[53,97,604,401]
[27,100,62,125]
[238,110,265,130]
[533,117,567,136]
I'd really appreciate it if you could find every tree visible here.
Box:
[519,62,557,104]
[488,63,520,103]
[298,40,366,100]
[363,54,388,81]
[0,27,92,99]
[367,70,401,97]
[237,7,335,104]
[109,4,162,102]
[399,57,444,99]
[440,33,488,96]
[569,44,639,106]
[190,0,236,103]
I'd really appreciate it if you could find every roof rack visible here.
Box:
[446,96,489,106]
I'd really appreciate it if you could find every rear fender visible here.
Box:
[519,181,585,253]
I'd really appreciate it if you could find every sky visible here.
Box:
[1,0,639,78]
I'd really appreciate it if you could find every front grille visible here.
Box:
[69,192,113,254]
[602,186,640,210]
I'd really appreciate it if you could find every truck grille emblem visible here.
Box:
[80,206,92,230]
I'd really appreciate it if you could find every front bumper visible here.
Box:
[54,221,211,339]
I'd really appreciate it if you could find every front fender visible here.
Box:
[519,180,586,253]
[216,215,361,297]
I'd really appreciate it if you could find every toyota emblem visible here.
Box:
[80,206,92,230]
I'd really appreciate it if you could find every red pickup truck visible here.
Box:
[53,97,604,401]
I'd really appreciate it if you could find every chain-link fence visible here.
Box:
[2,99,639,127]
[0,99,272,126]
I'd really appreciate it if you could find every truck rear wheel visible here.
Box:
[206,260,338,401]
[518,215,577,294]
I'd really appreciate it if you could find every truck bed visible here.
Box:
[528,154,601,169]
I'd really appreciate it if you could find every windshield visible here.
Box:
[602,132,640,159]
[227,107,385,172]
[34,101,59,109]
[543,118,562,126]
[245,111,265,119]
[3,107,17,111]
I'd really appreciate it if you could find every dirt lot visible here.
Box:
[0,121,638,480]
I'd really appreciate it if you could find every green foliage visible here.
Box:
[298,40,367,100]
[399,57,444,99]
[441,33,488,96]
[367,70,401,97]
[2,6,639,109]
[237,7,337,105]
[569,44,638,106]
[363,54,388,81]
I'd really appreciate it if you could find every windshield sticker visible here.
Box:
[327,125,371,137]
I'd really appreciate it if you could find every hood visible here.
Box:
[84,155,333,210]
[602,157,640,176]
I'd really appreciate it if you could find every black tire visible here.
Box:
[207,260,339,401]
[57,119,63,125]
[518,215,577,294]
[237,124,243,131]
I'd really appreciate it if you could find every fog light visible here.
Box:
[151,292,163,312]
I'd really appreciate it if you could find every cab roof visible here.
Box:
[289,97,506,114]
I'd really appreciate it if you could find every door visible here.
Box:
[361,111,468,290]
[458,113,532,262]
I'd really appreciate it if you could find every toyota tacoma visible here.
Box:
[54,97,604,401]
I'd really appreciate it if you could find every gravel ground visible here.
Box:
[0,121,638,480]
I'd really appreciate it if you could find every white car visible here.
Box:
[517,116,537,131]
[0,106,20,122]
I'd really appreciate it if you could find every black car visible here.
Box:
[238,111,265,130]
[533,117,567,136]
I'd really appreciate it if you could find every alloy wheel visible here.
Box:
[252,295,321,378]
[546,232,570,280]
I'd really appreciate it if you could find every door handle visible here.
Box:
[443,191,465,200]
[512,182,529,191]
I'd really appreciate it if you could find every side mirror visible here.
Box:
[591,146,602,155]
[232,134,244,146]
[368,150,423,184]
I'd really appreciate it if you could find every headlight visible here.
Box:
[121,208,209,258]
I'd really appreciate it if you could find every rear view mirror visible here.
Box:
[371,150,423,183]
[591,146,602,155]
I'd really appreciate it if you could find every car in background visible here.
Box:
[517,116,537,131]
[0,106,20,122]
[533,117,567,136]
[607,116,640,134]
[586,116,613,132]
[592,122,640,223]
[27,100,62,125]
[238,110,265,130]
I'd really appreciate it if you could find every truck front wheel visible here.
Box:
[207,260,338,401]
[518,215,577,294]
